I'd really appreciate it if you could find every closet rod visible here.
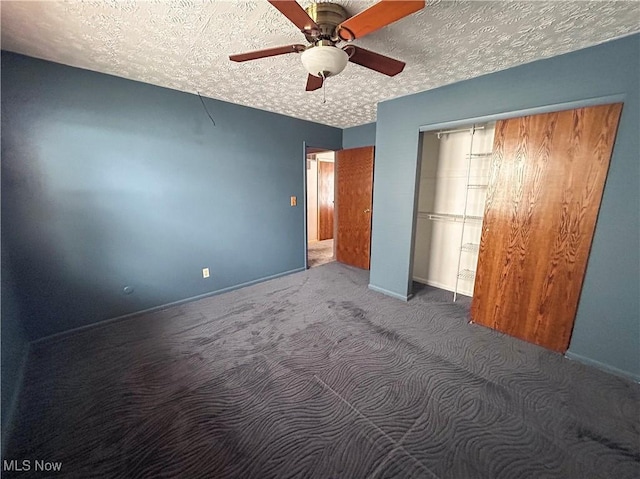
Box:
[436,125,485,139]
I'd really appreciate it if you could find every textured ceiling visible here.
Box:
[1,1,639,128]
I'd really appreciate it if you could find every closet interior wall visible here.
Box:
[412,124,495,299]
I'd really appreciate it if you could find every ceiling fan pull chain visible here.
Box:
[322,73,327,104]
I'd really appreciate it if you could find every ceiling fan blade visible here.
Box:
[268,1,319,34]
[229,44,305,62]
[305,74,323,92]
[346,46,405,76]
[337,0,425,41]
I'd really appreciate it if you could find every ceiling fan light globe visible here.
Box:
[301,46,349,78]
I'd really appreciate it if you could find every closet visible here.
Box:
[472,104,622,352]
[413,103,622,354]
[412,122,495,300]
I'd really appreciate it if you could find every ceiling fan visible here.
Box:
[230,0,425,91]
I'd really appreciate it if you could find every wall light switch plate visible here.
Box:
[202,267,210,278]
[290,196,297,206]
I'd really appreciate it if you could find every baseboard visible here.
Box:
[1,342,31,458]
[368,284,412,302]
[32,267,306,345]
[412,277,473,297]
[564,351,640,383]
[413,277,452,291]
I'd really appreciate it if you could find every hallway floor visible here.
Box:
[308,239,334,268]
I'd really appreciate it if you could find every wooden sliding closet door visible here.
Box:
[471,103,622,353]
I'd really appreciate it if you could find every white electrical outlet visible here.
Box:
[202,267,210,278]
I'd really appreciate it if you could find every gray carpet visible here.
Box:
[307,239,334,268]
[5,262,639,478]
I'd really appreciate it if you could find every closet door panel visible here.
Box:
[471,103,622,353]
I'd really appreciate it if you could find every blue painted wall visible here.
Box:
[370,34,639,380]
[1,52,342,340]
[342,122,376,148]
[1,256,28,450]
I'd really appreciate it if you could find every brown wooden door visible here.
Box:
[471,103,622,353]
[318,161,334,240]
[336,146,375,269]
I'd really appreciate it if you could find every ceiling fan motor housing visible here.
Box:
[303,2,349,43]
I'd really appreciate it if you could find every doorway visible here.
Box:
[306,149,335,268]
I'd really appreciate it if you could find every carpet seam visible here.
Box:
[313,374,440,479]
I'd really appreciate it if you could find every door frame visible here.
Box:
[409,93,626,295]
[303,143,337,269]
